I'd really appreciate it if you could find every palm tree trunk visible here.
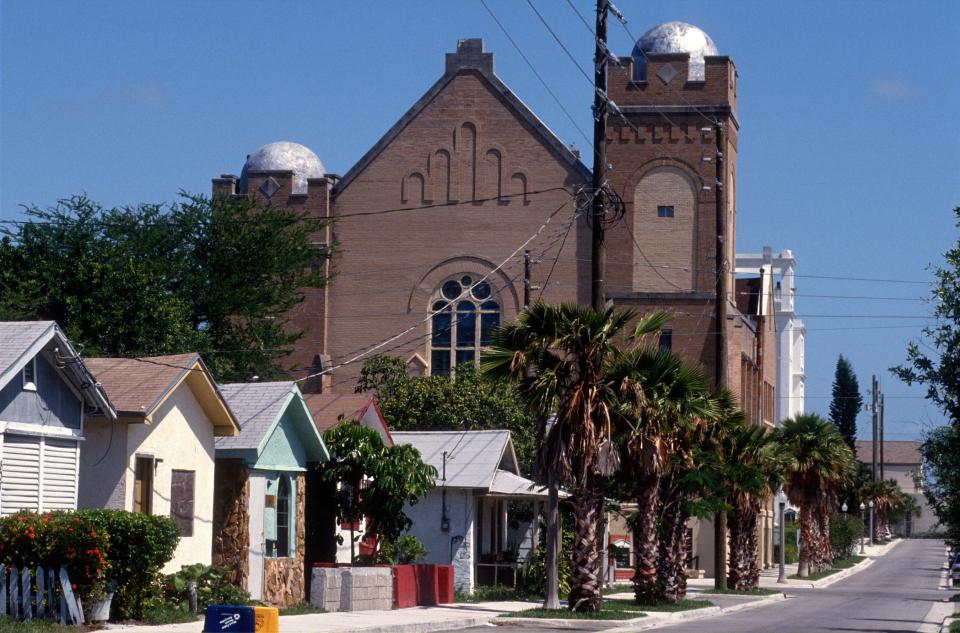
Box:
[632,474,660,605]
[819,508,833,571]
[568,475,603,612]
[728,507,760,590]
[543,469,561,609]
[656,499,689,603]
[797,508,814,577]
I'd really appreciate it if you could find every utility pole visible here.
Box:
[713,121,729,590]
[523,249,531,310]
[590,0,609,312]
[871,375,878,481]
[879,392,885,480]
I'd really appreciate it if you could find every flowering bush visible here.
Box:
[0,511,110,605]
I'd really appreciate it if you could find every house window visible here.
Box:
[170,469,195,537]
[276,475,291,557]
[659,329,673,351]
[134,456,154,515]
[657,205,675,218]
[22,357,37,391]
[429,276,500,376]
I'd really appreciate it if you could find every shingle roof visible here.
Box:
[0,321,56,378]
[855,440,922,465]
[305,393,376,433]
[216,382,295,450]
[84,353,200,416]
[391,430,516,489]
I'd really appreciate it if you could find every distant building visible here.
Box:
[854,440,939,535]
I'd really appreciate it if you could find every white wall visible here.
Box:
[124,384,217,573]
[404,487,475,591]
[78,417,129,510]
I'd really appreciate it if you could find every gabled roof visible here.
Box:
[217,381,328,462]
[391,430,519,490]
[855,440,922,465]
[334,38,590,195]
[84,353,239,436]
[304,392,394,446]
[0,320,115,418]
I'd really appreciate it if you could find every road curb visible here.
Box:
[812,557,875,588]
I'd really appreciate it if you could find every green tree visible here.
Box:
[482,302,636,612]
[0,193,330,381]
[356,357,535,474]
[779,414,857,576]
[917,425,960,544]
[318,421,437,563]
[829,355,862,452]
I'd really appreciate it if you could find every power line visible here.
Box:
[524,0,594,86]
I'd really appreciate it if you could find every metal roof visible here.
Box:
[489,469,550,498]
[392,430,519,490]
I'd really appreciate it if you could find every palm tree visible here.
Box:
[482,302,636,612]
[605,340,715,605]
[861,478,918,540]
[722,421,789,590]
[778,414,857,576]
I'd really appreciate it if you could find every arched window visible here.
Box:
[429,275,500,377]
[276,475,291,557]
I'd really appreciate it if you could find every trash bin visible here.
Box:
[204,605,256,632]
[253,606,279,633]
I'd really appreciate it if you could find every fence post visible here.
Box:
[36,565,46,618]
[59,566,84,625]
[0,565,7,616]
[47,567,57,622]
[10,565,20,620]
[21,566,31,621]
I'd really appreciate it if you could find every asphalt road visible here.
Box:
[480,539,951,633]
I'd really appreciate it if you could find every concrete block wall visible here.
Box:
[309,567,343,612]
[308,567,393,612]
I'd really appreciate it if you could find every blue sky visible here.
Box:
[2,1,958,442]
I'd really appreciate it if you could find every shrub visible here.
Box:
[0,511,109,609]
[830,514,866,560]
[377,535,428,564]
[163,564,252,610]
[77,509,179,619]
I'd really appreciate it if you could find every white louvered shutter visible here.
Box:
[41,438,79,511]
[1,434,41,515]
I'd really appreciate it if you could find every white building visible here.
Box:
[736,246,806,424]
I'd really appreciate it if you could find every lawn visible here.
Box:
[455,585,541,603]
[0,617,90,632]
[502,598,713,620]
[701,587,781,596]
[278,603,327,616]
[949,618,960,633]
[789,555,866,581]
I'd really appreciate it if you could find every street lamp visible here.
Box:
[778,498,787,584]
[859,502,866,554]
[868,500,875,546]
[842,502,848,517]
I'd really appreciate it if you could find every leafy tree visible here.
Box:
[318,421,436,563]
[356,357,535,474]
[482,303,636,612]
[892,207,960,544]
[829,355,862,451]
[0,193,331,381]
[778,414,857,576]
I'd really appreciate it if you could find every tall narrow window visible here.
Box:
[22,357,37,391]
[276,475,291,557]
[170,470,195,537]
[659,329,673,351]
[429,276,500,376]
[134,456,154,515]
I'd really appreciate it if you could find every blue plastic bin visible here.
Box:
[204,605,256,632]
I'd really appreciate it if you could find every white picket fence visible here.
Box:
[0,564,84,625]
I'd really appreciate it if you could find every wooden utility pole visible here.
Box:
[523,249,531,310]
[871,375,878,481]
[590,0,609,311]
[879,392,885,480]
[713,121,729,590]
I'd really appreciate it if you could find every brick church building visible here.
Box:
[213,22,776,577]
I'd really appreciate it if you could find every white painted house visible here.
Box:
[0,321,116,515]
[392,430,548,593]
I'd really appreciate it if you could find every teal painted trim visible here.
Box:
[255,410,307,471]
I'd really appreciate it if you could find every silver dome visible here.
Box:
[632,21,719,81]
[240,141,325,194]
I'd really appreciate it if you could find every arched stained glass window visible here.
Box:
[430,277,500,377]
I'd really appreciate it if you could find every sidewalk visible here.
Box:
[106,601,536,633]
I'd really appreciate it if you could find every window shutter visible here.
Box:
[1,435,41,515]
[41,438,78,511]
[170,470,195,537]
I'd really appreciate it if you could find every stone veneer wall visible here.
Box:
[262,474,307,606]
[212,459,250,588]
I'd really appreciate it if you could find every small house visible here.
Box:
[391,430,549,592]
[0,321,115,515]
[213,381,329,606]
[78,353,240,572]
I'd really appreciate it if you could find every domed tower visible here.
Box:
[604,20,738,369]
[212,141,336,392]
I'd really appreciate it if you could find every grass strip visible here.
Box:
[701,587,780,596]
[501,597,713,619]
[789,555,866,581]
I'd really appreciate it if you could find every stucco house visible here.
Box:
[855,440,939,535]
[0,321,115,516]
[78,353,240,572]
[213,381,329,606]
[391,430,548,592]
